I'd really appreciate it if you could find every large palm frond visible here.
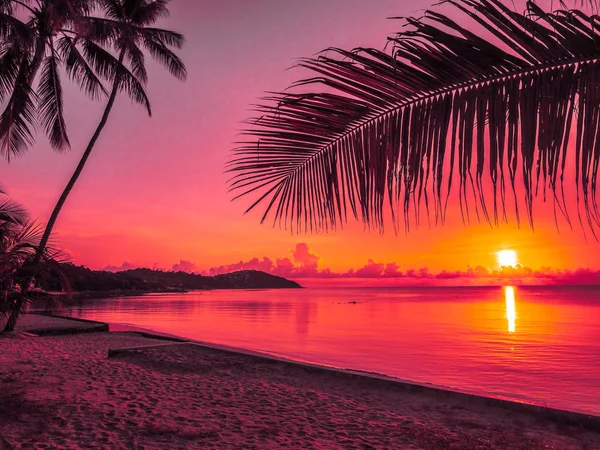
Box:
[228,0,600,236]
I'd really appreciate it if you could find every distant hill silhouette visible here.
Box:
[37,263,301,296]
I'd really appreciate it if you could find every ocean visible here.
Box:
[63,286,600,415]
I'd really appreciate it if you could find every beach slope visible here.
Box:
[1,331,599,449]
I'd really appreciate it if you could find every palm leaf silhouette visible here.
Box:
[228,0,600,237]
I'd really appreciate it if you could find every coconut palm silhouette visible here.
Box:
[1,0,186,329]
[35,0,187,261]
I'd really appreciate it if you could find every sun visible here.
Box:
[497,250,518,267]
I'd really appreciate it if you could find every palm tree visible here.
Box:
[1,1,184,329]
[34,0,186,263]
[0,0,114,159]
[228,0,600,238]
[0,190,63,332]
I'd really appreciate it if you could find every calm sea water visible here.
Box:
[63,286,600,415]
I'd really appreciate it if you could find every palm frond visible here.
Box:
[0,59,36,161]
[53,0,101,16]
[117,66,151,114]
[127,0,170,26]
[0,198,28,226]
[81,39,151,113]
[38,51,70,150]
[143,36,186,80]
[0,1,12,14]
[74,16,126,44]
[80,38,121,79]
[228,0,600,235]
[126,41,147,84]
[56,35,107,100]
[545,0,599,9]
[0,12,33,42]
[134,26,184,48]
[7,222,43,253]
[100,0,125,21]
[0,45,24,102]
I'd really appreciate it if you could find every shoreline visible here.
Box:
[110,322,600,429]
[48,289,189,301]
[33,315,600,424]
[2,315,600,448]
[44,284,304,302]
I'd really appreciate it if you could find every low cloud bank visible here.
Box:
[103,243,600,285]
[203,243,600,285]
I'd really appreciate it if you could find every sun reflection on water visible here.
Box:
[505,286,516,333]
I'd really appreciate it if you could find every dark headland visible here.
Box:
[36,263,301,300]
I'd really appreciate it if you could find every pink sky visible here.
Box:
[1,0,599,275]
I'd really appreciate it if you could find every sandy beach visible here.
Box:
[1,329,599,449]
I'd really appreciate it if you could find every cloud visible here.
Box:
[343,259,385,278]
[103,262,163,272]
[384,263,403,277]
[104,261,139,272]
[292,243,319,272]
[204,244,323,278]
[274,257,294,274]
[172,260,198,273]
[528,267,600,285]
[206,257,275,276]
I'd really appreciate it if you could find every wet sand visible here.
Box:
[1,331,599,449]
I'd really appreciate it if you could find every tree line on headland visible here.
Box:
[35,263,301,296]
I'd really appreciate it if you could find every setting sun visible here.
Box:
[497,250,518,267]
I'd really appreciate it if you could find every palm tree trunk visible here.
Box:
[3,53,125,332]
[34,72,122,260]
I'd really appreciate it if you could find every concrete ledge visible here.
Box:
[29,312,109,326]
[25,324,109,337]
[110,332,600,432]
[16,314,108,336]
